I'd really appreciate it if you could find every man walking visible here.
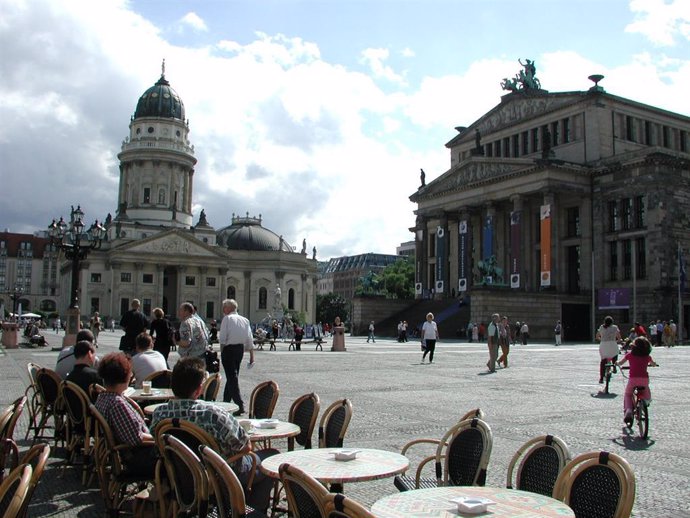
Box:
[177,302,208,361]
[367,321,376,343]
[219,299,255,416]
[120,299,148,355]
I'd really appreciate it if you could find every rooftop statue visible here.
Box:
[501,58,542,92]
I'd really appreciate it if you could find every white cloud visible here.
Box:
[360,47,406,85]
[401,47,415,58]
[179,12,208,32]
[625,0,690,46]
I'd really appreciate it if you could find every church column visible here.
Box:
[219,268,227,303]
[177,266,186,307]
[198,266,207,309]
[414,215,427,299]
[134,263,144,299]
[243,271,252,321]
[481,204,496,284]
[156,265,165,308]
[301,273,307,313]
[510,195,524,290]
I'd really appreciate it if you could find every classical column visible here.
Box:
[481,204,496,284]
[198,266,207,307]
[177,266,186,307]
[414,215,426,299]
[509,195,524,290]
[134,262,144,298]
[156,265,165,308]
[79,261,90,314]
[219,268,228,303]
[243,271,252,321]
[435,213,449,298]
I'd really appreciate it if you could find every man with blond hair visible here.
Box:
[219,299,255,416]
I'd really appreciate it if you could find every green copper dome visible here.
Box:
[134,74,185,120]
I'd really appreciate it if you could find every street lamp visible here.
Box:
[48,205,106,344]
[9,283,23,322]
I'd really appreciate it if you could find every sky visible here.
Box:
[0,0,689,260]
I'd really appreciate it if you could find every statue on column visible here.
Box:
[273,284,282,310]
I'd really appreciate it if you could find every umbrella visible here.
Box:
[20,312,42,319]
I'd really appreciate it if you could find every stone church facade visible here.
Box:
[411,72,690,340]
[57,69,318,324]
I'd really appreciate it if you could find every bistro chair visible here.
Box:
[159,434,209,518]
[324,493,376,518]
[199,444,267,518]
[143,369,173,389]
[318,399,353,449]
[288,393,321,451]
[23,363,43,440]
[249,381,280,419]
[201,373,221,401]
[0,397,27,482]
[552,451,636,518]
[60,381,93,483]
[0,463,32,518]
[153,418,222,457]
[279,462,330,518]
[31,368,65,447]
[14,443,50,518]
[506,434,571,497]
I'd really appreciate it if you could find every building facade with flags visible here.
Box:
[410,65,690,341]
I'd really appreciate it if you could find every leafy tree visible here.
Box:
[379,259,415,299]
[316,293,349,325]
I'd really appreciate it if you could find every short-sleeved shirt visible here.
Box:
[131,350,168,388]
[624,353,654,378]
[95,391,149,446]
[178,316,208,359]
[219,312,254,351]
[422,320,438,340]
[150,399,248,458]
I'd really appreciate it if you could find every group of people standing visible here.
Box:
[486,314,512,373]
[467,319,529,346]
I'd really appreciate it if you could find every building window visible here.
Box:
[143,187,151,204]
[551,122,559,146]
[503,137,510,157]
[607,201,619,232]
[227,286,236,300]
[562,118,570,143]
[644,120,652,145]
[143,298,152,316]
[259,287,267,309]
[566,207,580,237]
[429,233,436,257]
[521,131,529,154]
[158,188,166,204]
[636,238,647,279]
[91,273,102,283]
[622,240,632,280]
[185,276,196,286]
[567,245,580,293]
[485,142,493,157]
[206,301,214,319]
[512,134,520,157]
[634,196,645,228]
[206,277,216,287]
[121,272,132,283]
[91,297,100,313]
[120,298,129,316]
[609,242,618,281]
[626,116,635,141]
[531,128,539,152]
[621,198,633,230]
[681,130,687,152]
[662,126,670,148]
[142,273,154,284]
[288,288,295,310]
[494,139,501,157]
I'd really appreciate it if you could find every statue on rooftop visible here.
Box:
[501,58,542,92]
[420,168,426,187]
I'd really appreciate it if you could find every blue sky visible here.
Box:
[0,0,688,258]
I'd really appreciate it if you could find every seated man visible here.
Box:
[66,340,102,396]
[55,329,99,379]
[150,358,274,514]
[95,352,156,477]
[131,332,168,388]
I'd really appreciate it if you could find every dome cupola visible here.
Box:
[133,61,185,120]
[217,213,293,252]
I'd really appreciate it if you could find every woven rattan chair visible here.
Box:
[0,397,27,482]
[279,462,330,518]
[0,463,32,518]
[15,443,50,518]
[201,373,221,401]
[23,363,43,440]
[506,434,571,497]
[324,493,376,518]
[199,444,267,518]
[437,417,492,487]
[318,399,353,449]
[249,380,280,419]
[394,409,485,492]
[159,434,209,518]
[31,368,65,447]
[288,393,321,451]
[552,451,636,518]
[60,381,93,484]
[153,418,222,457]
[143,369,172,389]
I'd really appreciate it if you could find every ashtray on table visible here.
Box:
[330,449,361,461]
[449,496,496,514]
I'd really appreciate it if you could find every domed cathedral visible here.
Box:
[411,61,690,341]
[58,64,318,325]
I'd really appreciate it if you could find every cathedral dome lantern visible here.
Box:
[134,72,185,120]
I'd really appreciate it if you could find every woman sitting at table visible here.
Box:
[95,352,156,477]
[150,357,275,514]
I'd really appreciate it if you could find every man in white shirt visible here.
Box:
[55,329,98,379]
[219,299,255,416]
[131,333,168,388]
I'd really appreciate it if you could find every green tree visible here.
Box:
[379,259,415,299]
[316,292,349,325]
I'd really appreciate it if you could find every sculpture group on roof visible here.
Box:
[501,58,542,92]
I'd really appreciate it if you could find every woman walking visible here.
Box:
[497,315,510,368]
[149,307,174,365]
[421,312,439,364]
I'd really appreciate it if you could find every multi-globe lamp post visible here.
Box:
[48,205,105,345]
[9,282,23,322]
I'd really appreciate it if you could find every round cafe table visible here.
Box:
[371,486,575,518]
[143,400,239,415]
[240,419,301,442]
[126,388,175,402]
[259,448,409,486]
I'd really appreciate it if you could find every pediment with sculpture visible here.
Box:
[421,160,525,197]
[113,230,225,258]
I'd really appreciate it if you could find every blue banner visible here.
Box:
[483,215,494,260]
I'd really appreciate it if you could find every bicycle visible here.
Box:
[602,357,618,394]
[621,364,658,439]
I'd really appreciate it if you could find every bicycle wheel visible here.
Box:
[604,367,612,394]
[637,401,649,439]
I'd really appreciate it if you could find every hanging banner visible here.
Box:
[510,210,521,288]
[458,220,468,292]
[540,204,552,286]
[482,214,494,260]
[598,288,630,309]
[435,225,445,293]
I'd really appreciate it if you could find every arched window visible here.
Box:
[288,288,295,310]
[158,188,166,204]
[227,286,236,300]
[259,287,267,309]
[40,299,56,312]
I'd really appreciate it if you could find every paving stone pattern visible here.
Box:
[2,330,689,517]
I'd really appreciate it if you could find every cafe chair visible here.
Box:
[0,397,27,481]
[437,417,492,487]
[318,399,353,448]
[0,463,32,518]
[159,434,209,518]
[123,396,147,422]
[459,408,484,421]
[31,368,65,447]
[143,369,173,389]
[14,443,50,518]
[249,380,280,419]
[324,493,376,518]
[552,451,636,518]
[506,434,571,497]
[89,383,106,403]
[154,418,222,457]
[60,381,93,484]
[288,393,321,451]
[201,373,221,402]
[199,444,268,518]
[23,363,43,440]
[279,462,330,518]
[89,404,156,518]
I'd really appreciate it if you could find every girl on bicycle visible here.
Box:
[596,315,621,384]
[617,336,657,426]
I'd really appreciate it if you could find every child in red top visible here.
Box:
[617,336,657,426]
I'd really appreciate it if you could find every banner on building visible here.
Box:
[540,204,552,286]
[458,220,468,292]
[510,210,521,288]
[482,215,494,260]
[435,226,445,293]
[415,282,422,295]
[598,288,631,309]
